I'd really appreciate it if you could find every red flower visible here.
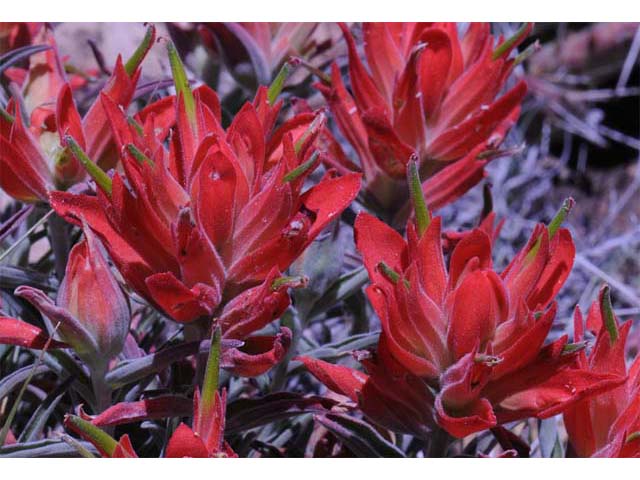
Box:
[318,23,529,214]
[50,42,361,376]
[301,178,623,438]
[0,25,155,202]
[564,286,640,458]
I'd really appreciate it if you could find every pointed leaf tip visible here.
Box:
[65,135,112,196]
[64,414,118,457]
[600,285,619,344]
[407,157,430,236]
[283,151,320,183]
[492,23,533,60]
[201,326,222,417]
[267,57,300,105]
[166,40,195,127]
[124,24,156,76]
[548,197,574,239]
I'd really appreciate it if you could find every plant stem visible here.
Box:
[427,426,452,458]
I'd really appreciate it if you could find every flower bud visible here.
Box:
[16,224,130,369]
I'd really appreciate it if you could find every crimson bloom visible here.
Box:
[318,22,529,215]
[301,171,623,438]
[0,25,155,202]
[564,286,640,457]
[50,42,361,376]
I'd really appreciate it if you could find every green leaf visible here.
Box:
[0,439,98,458]
[316,413,405,458]
[18,376,74,442]
[307,266,368,321]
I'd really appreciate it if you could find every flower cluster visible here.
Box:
[0,22,636,458]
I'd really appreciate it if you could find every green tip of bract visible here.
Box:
[167,40,196,128]
[0,106,14,124]
[378,262,409,289]
[271,275,308,290]
[283,151,320,183]
[124,24,156,76]
[294,112,325,154]
[492,22,532,60]
[601,285,619,344]
[201,326,222,415]
[267,58,300,105]
[64,414,118,457]
[561,341,588,355]
[65,136,112,196]
[548,197,574,239]
[126,144,154,167]
[626,431,640,445]
[407,157,431,237]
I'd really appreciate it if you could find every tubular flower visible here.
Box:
[50,43,361,376]
[564,287,640,458]
[13,224,130,371]
[318,23,529,214]
[0,25,155,202]
[302,200,624,438]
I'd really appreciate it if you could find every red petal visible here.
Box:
[302,171,362,241]
[448,228,492,289]
[448,270,508,360]
[145,272,218,323]
[222,328,292,377]
[354,212,407,286]
[219,270,291,340]
[361,108,415,179]
[89,395,193,427]
[339,23,388,115]
[112,434,138,458]
[427,80,527,161]
[57,83,86,149]
[165,423,209,458]
[435,394,496,438]
[297,356,367,402]
[417,28,453,119]
[0,316,67,349]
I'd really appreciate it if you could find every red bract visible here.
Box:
[165,388,237,458]
[564,286,640,458]
[0,22,41,53]
[0,25,155,202]
[50,42,361,376]
[318,22,529,213]
[302,195,624,438]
